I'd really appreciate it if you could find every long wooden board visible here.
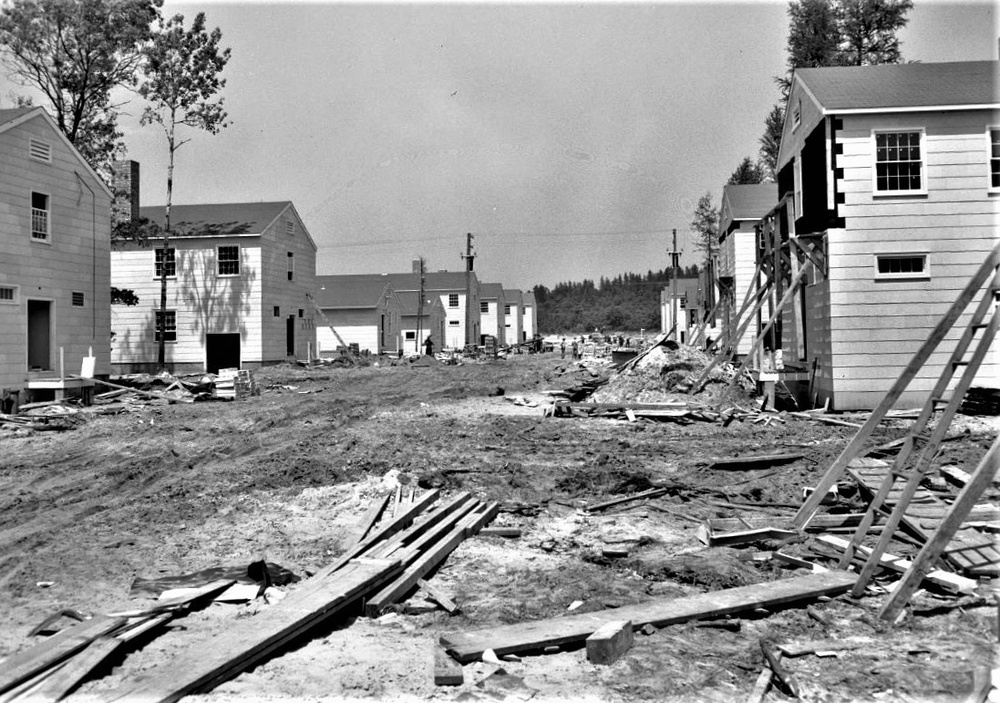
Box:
[0,616,127,695]
[27,636,124,702]
[111,559,402,702]
[440,571,856,663]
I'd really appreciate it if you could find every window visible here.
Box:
[217,246,240,275]
[792,99,801,131]
[875,254,928,279]
[154,310,177,342]
[28,138,51,163]
[874,131,924,194]
[448,320,460,326]
[448,293,459,308]
[990,128,1000,190]
[273,306,280,317]
[154,248,176,277]
[0,285,17,304]
[480,301,489,313]
[298,309,303,318]
[404,331,416,340]
[286,221,294,236]
[72,292,84,307]
[679,295,687,310]
[287,252,294,281]
[504,304,511,314]
[31,192,49,241]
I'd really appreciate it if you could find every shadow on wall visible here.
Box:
[112,223,256,372]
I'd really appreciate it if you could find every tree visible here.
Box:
[759,103,785,180]
[0,0,162,171]
[690,192,719,266]
[139,11,230,369]
[728,156,766,185]
[782,0,842,93]
[839,0,913,66]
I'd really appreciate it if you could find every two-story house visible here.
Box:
[0,107,112,406]
[521,290,537,341]
[381,271,481,349]
[502,288,522,346]
[479,283,506,344]
[775,60,999,409]
[111,200,317,373]
[718,183,777,356]
[313,274,402,355]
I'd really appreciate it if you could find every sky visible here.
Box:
[3,1,998,291]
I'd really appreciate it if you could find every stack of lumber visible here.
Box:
[551,401,718,423]
[0,489,497,701]
[213,369,260,400]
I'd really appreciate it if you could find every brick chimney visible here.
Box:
[110,160,140,226]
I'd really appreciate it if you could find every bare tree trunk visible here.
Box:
[158,114,176,371]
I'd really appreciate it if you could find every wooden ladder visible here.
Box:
[306,294,358,365]
[793,241,1000,530]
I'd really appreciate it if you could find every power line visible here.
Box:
[320,227,686,250]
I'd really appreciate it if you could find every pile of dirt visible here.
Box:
[592,345,755,405]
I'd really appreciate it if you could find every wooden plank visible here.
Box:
[356,493,391,543]
[366,493,476,560]
[0,616,127,695]
[312,490,439,580]
[440,571,856,663]
[27,636,124,702]
[417,579,459,614]
[708,454,804,471]
[111,559,403,702]
[478,527,521,538]
[815,535,977,594]
[880,436,1000,621]
[365,503,499,616]
[701,527,798,548]
[433,646,463,686]
[584,488,668,513]
[107,579,236,617]
[586,620,633,665]
[776,639,865,658]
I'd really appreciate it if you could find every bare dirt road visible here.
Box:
[0,353,996,702]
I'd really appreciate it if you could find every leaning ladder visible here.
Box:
[306,294,358,365]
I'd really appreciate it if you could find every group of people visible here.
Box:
[559,337,586,360]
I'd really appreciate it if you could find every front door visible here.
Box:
[286,316,295,357]
[27,300,51,370]
[206,333,240,374]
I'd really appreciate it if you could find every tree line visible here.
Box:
[532,267,700,334]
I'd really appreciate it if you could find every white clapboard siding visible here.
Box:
[258,207,317,363]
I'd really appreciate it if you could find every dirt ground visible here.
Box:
[0,353,997,702]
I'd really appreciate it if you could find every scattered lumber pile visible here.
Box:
[0,489,497,701]
[213,368,260,400]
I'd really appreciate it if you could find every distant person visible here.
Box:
[560,338,566,358]
[424,335,434,356]
[571,339,578,360]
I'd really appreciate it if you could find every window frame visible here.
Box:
[404,330,416,341]
[286,221,295,236]
[217,245,240,276]
[448,319,460,326]
[30,191,51,242]
[480,301,489,313]
[448,293,459,308]
[871,128,927,197]
[287,251,294,281]
[0,285,19,305]
[873,252,930,281]
[154,309,178,342]
[154,247,176,278]
[273,306,280,317]
[71,292,85,307]
[988,125,1000,193]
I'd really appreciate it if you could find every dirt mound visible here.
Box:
[592,345,755,406]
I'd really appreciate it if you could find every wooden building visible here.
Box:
[313,275,402,355]
[396,291,446,355]
[380,271,481,350]
[479,283,506,345]
[502,288,522,346]
[773,60,999,409]
[718,183,777,356]
[521,290,538,341]
[0,107,112,405]
[660,278,704,344]
[111,201,317,373]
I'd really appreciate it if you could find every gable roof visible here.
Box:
[380,270,478,293]
[396,290,444,316]
[502,289,522,305]
[140,201,292,236]
[794,60,999,113]
[0,106,112,198]
[661,278,702,302]
[480,282,505,301]
[314,274,394,309]
[522,291,536,306]
[722,183,778,221]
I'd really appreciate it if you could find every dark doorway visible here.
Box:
[286,316,295,356]
[206,333,240,373]
[27,300,51,370]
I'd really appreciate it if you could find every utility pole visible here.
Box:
[461,233,475,348]
[667,228,681,341]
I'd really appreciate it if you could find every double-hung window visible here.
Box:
[154,310,177,342]
[873,130,924,194]
[448,293,459,308]
[989,127,1000,191]
[31,192,50,241]
[218,245,240,275]
[155,248,176,277]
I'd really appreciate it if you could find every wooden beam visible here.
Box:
[357,494,391,543]
[417,579,460,614]
[879,436,1000,621]
[586,620,634,665]
[440,571,856,663]
[793,243,1000,528]
[26,636,124,702]
[111,559,403,702]
[433,646,463,686]
[584,488,668,513]
[0,616,127,695]
[708,454,804,471]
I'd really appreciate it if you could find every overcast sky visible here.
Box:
[4,1,998,290]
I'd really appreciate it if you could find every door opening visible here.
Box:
[27,300,51,370]
[206,333,240,373]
